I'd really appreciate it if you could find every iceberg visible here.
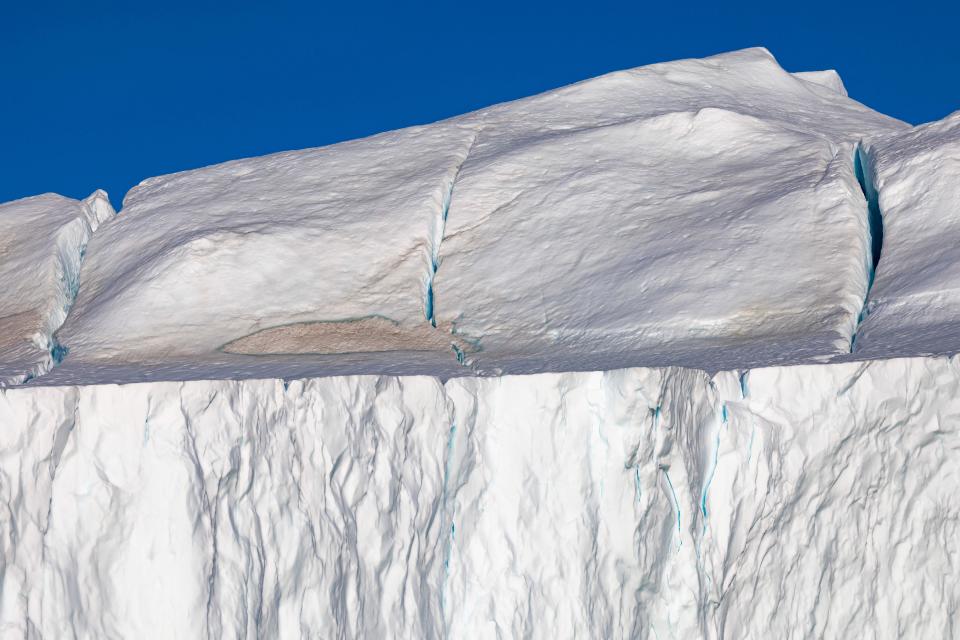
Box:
[1,48,959,638]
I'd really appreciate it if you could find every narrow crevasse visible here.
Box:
[424,133,479,328]
[850,142,884,352]
[22,191,115,384]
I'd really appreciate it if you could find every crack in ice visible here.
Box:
[425,133,479,327]
[850,142,885,352]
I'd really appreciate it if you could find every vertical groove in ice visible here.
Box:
[17,191,115,385]
[850,143,884,352]
[425,132,479,327]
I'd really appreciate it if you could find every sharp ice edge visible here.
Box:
[16,192,114,386]
[850,142,884,352]
[425,132,479,328]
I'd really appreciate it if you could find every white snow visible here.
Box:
[48,122,480,384]
[433,48,905,372]
[793,69,848,96]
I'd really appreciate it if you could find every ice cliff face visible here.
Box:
[1,357,958,638]
[2,47,960,638]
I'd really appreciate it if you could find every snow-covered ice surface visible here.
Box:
[0,192,113,386]
[1,357,958,638]
[47,122,480,385]
[3,47,960,637]
[433,49,905,373]
[851,111,960,358]
[32,47,912,385]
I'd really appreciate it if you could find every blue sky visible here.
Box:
[2,1,957,209]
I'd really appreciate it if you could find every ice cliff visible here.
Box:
[2,48,959,638]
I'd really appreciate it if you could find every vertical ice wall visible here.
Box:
[0,376,453,638]
[2,357,957,638]
[443,368,717,638]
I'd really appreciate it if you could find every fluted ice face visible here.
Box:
[0,376,452,638]
[2,357,957,638]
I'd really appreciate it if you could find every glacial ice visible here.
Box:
[2,47,960,638]
[40,48,915,383]
[2,357,958,637]
[851,111,960,358]
[46,122,480,385]
[0,191,113,386]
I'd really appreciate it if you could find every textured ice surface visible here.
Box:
[1,357,957,638]
[39,48,911,384]
[51,122,480,383]
[0,191,113,386]
[431,49,905,373]
[0,376,452,638]
[852,111,960,358]
[793,69,848,96]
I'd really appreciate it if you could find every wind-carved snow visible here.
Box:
[431,48,905,375]
[18,47,907,387]
[792,69,849,96]
[46,122,483,384]
[436,112,885,373]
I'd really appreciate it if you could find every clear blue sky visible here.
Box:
[3,1,957,210]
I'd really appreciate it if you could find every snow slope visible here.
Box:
[0,191,113,386]
[1,357,957,638]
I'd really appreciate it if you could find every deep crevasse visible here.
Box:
[1,356,957,639]
[0,191,114,387]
